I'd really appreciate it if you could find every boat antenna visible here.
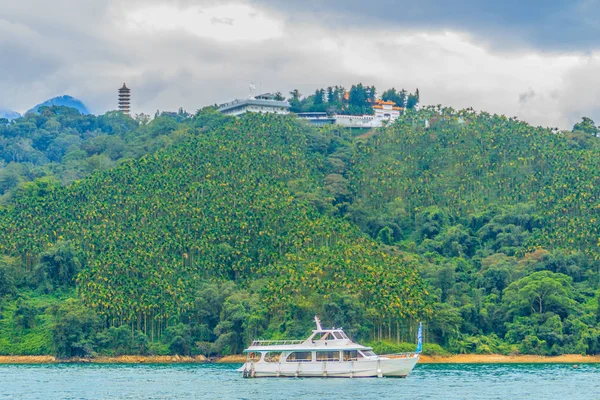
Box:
[314,316,323,331]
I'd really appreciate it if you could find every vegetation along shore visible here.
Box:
[2,354,600,364]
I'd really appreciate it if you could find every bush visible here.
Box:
[0,264,15,297]
[95,326,149,356]
[14,300,39,330]
[368,340,450,356]
[51,299,99,358]
[196,341,217,357]
[422,343,450,356]
[147,342,169,356]
[449,334,515,355]
[163,323,193,356]
[369,341,416,355]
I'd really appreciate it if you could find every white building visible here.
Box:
[296,112,336,126]
[333,99,403,128]
[218,93,290,116]
[373,100,402,122]
[334,114,377,128]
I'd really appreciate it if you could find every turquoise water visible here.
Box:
[1,363,599,399]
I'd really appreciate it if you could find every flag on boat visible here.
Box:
[416,322,423,353]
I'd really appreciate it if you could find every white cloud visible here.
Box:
[121,3,284,42]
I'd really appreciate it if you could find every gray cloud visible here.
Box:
[211,17,234,26]
[254,0,600,51]
[519,89,536,105]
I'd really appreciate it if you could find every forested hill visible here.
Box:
[0,112,426,357]
[1,107,599,358]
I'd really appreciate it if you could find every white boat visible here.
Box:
[239,316,422,378]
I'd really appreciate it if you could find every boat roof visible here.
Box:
[244,342,372,353]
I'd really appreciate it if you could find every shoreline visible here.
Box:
[418,354,600,364]
[2,354,600,364]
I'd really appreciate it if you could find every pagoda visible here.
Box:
[118,83,131,115]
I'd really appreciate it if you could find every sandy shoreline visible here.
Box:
[418,354,600,364]
[0,355,208,364]
[2,354,600,364]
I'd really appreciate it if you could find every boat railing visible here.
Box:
[381,352,419,359]
[250,339,305,346]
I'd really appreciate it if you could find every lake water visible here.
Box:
[1,363,599,399]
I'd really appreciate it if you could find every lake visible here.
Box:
[1,363,599,399]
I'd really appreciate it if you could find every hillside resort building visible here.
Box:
[218,92,403,128]
[218,93,290,116]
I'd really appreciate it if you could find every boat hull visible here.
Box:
[239,355,419,378]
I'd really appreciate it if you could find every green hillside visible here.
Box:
[343,108,600,354]
[0,112,426,357]
[0,105,194,202]
[1,107,599,357]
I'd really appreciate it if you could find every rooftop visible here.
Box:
[218,97,290,113]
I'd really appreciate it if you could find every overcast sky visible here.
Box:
[1,0,599,128]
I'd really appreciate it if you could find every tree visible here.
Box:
[572,117,598,137]
[289,89,302,113]
[347,84,374,115]
[51,299,100,358]
[289,89,301,101]
[503,271,575,316]
[406,88,420,109]
[416,207,447,240]
[314,89,324,105]
[35,241,82,288]
[326,87,335,103]
[163,323,193,356]
[381,88,407,107]
[14,299,38,330]
[0,261,15,297]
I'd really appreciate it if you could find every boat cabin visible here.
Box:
[246,348,378,364]
[245,316,377,364]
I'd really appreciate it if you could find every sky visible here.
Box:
[1,0,599,129]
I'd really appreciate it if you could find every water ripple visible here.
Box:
[0,363,598,400]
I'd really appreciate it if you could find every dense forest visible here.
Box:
[0,102,599,359]
[0,106,192,202]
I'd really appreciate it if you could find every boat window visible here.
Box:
[264,352,282,363]
[247,352,261,362]
[332,332,344,340]
[360,350,377,357]
[286,352,312,362]
[319,333,331,340]
[343,350,359,361]
[316,351,340,362]
[339,332,349,339]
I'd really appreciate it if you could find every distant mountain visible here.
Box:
[0,109,21,121]
[27,95,90,115]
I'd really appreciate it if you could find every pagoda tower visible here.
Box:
[118,83,131,115]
